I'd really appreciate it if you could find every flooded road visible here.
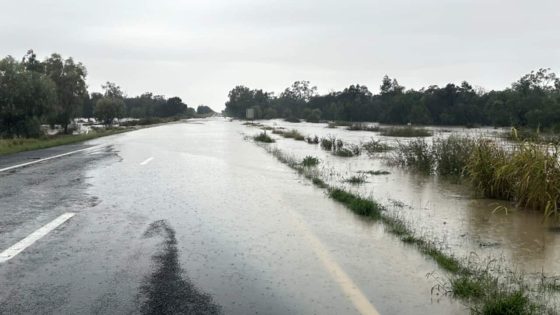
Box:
[244,119,560,279]
[0,119,468,314]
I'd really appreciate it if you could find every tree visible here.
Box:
[0,55,58,137]
[157,96,186,117]
[94,97,125,125]
[94,82,125,125]
[196,105,214,115]
[43,53,87,133]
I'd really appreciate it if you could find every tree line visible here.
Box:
[224,69,560,130]
[0,50,213,138]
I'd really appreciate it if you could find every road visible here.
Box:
[0,119,466,314]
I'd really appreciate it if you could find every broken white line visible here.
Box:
[140,157,154,166]
[0,212,76,263]
[0,145,103,173]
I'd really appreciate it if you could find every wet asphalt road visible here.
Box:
[0,119,466,315]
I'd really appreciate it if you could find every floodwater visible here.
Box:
[242,119,560,280]
[82,119,467,314]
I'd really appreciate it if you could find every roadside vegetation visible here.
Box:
[1,50,204,155]
[253,142,556,314]
[0,129,128,156]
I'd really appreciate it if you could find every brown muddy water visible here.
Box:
[242,120,560,280]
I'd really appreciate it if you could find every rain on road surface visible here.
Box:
[0,119,466,314]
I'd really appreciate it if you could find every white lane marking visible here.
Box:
[288,210,381,315]
[0,145,103,173]
[0,212,75,263]
[140,157,154,166]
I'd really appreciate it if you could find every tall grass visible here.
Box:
[432,136,475,176]
[467,141,560,217]
[390,139,434,174]
[390,135,560,216]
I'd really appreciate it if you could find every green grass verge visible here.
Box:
[0,129,130,156]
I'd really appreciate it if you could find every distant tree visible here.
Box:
[43,53,88,133]
[94,82,125,125]
[157,96,187,117]
[196,105,214,115]
[94,97,125,125]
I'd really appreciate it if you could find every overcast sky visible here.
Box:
[2,0,559,110]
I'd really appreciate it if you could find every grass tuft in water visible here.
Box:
[480,290,534,315]
[253,132,275,143]
[305,135,319,144]
[328,188,382,219]
[302,156,320,167]
[282,129,305,140]
[360,170,390,175]
[362,139,393,155]
[343,175,366,184]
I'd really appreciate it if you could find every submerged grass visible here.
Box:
[362,139,393,155]
[381,126,432,137]
[347,123,380,132]
[252,140,556,314]
[282,129,305,140]
[343,175,367,184]
[328,188,382,219]
[360,170,390,175]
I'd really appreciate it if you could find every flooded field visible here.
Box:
[241,119,560,281]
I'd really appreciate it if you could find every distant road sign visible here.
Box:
[246,108,255,120]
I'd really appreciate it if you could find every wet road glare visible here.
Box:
[0,119,466,314]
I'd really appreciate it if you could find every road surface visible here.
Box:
[0,119,466,314]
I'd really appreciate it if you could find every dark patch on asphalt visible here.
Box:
[140,220,221,315]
